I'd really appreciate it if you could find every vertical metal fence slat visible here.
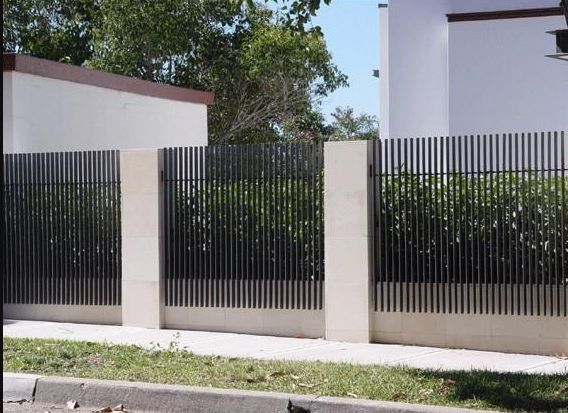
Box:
[182,147,188,307]
[163,149,170,306]
[91,151,98,306]
[4,155,11,303]
[116,151,122,305]
[535,133,541,316]
[207,146,213,308]
[230,144,236,308]
[25,154,32,304]
[70,152,77,305]
[93,151,102,303]
[546,132,553,316]
[374,140,380,311]
[494,134,501,314]
[262,144,268,309]
[105,152,111,306]
[558,132,568,317]
[296,144,302,310]
[527,133,534,316]
[312,143,317,310]
[551,132,558,316]
[174,148,181,307]
[433,137,440,313]
[97,152,103,306]
[14,155,20,304]
[247,146,253,309]
[464,136,471,314]
[507,134,513,314]
[402,138,409,312]
[163,149,169,307]
[520,133,527,316]
[16,153,22,304]
[30,153,38,305]
[190,148,197,307]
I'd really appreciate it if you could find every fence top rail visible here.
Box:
[377,131,567,142]
[163,141,324,151]
[373,131,567,176]
[3,151,120,185]
[4,149,119,157]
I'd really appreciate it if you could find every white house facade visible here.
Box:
[3,54,213,153]
[379,0,568,139]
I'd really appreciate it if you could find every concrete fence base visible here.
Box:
[164,306,324,339]
[3,304,121,325]
[372,311,568,356]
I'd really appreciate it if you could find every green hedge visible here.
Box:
[376,171,568,285]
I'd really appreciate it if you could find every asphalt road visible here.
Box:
[2,402,127,413]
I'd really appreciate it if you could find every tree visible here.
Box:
[327,106,379,141]
[3,0,346,144]
[87,0,346,143]
[280,108,331,142]
[2,0,99,65]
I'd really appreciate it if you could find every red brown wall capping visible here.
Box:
[447,7,563,22]
[2,53,214,105]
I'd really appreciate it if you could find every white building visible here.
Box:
[379,0,568,139]
[3,53,213,153]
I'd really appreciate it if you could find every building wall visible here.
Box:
[3,72,208,153]
[448,0,559,13]
[3,72,14,152]
[448,15,568,135]
[382,0,450,139]
[381,0,566,139]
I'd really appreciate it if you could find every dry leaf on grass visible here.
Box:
[265,371,286,380]
[347,392,358,398]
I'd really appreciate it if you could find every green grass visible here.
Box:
[3,337,567,412]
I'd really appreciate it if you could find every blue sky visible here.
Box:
[311,0,380,122]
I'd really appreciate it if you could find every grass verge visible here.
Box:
[3,337,567,412]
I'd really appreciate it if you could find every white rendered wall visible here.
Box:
[381,0,564,139]
[382,0,450,139]
[378,6,390,140]
[448,15,568,136]
[3,72,208,153]
[447,0,559,13]
[3,72,14,152]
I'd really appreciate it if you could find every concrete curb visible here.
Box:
[4,373,494,413]
[2,373,42,403]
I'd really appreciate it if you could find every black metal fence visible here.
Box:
[163,143,324,309]
[3,151,122,306]
[372,132,567,316]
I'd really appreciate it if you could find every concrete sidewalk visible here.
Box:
[3,319,567,374]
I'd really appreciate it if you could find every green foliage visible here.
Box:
[377,170,568,285]
[3,182,121,305]
[2,0,99,64]
[169,175,324,282]
[280,109,332,142]
[5,337,568,412]
[328,106,379,141]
